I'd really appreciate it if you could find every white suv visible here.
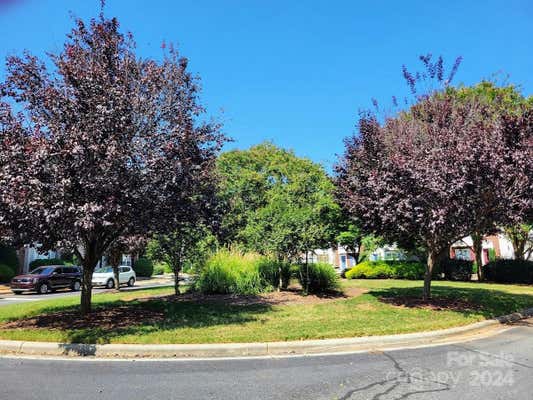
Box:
[92,266,136,289]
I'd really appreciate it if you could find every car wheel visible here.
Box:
[12,291,22,295]
[38,283,49,295]
[106,279,115,289]
[71,280,81,291]
[127,277,135,287]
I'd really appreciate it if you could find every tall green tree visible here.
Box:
[147,223,217,295]
[217,142,340,262]
[504,223,533,261]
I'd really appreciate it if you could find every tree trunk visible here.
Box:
[423,249,437,301]
[81,262,95,315]
[172,255,182,296]
[173,266,181,296]
[353,238,362,265]
[472,233,484,281]
[278,265,282,292]
[305,252,309,294]
[511,237,525,261]
[113,264,120,291]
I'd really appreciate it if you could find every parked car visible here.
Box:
[10,265,82,295]
[91,265,136,289]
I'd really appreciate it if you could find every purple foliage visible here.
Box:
[336,93,532,299]
[0,13,225,313]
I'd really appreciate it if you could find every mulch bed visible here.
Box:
[1,304,166,330]
[159,286,367,306]
[378,296,483,312]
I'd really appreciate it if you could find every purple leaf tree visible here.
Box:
[336,92,531,300]
[0,14,224,314]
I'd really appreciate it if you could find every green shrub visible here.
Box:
[153,262,168,275]
[0,245,19,272]
[440,259,473,281]
[29,258,65,270]
[484,259,533,284]
[257,259,292,289]
[0,264,15,282]
[345,260,425,280]
[133,257,154,277]
[488,248,497,262]
[298,262,339,293]
[195,250,266,295]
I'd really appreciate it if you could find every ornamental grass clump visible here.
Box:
[298,262,340,294]
[195,250,267,295]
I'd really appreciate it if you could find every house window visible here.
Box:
[455,248,471,261]
[121,255,132,266]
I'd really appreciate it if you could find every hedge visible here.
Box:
[484,259,533,284]
[0,264,16,282]
[345,260,426,280]
[133,257,154,277]
[0,245,19,272]
[29,258,65,270]
[439,258,473,281]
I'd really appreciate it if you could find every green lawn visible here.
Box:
[0,280,531,344]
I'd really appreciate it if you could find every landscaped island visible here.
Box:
[0,280,531,344]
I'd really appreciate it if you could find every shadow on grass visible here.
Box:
[370,285,533,319]
[2,294,276,344]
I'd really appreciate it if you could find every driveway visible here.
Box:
[0,319,531,400]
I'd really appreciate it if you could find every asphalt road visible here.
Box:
[0,282,176,306]
[0,319,531,400]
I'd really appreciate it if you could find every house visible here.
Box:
[308,229,531,272]
[305,243,409,272]
[16,245,62,274]
[16,244,134,274]
[450,232,530,265]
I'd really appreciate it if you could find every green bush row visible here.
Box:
[0,245,19,273]
[0,264,16,282]
[437,258,473,281]
[29,258,65,270]
[484,259,533,284]
[345,260,426,280]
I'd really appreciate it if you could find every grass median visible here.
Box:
[0,280,531,344]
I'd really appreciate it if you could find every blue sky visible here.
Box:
[1,0,532,168]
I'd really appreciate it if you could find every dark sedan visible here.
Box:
[10,265,82,295]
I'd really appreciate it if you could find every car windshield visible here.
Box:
[95,267,113,273]
[29,267,54,275]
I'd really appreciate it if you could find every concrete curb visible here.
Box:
[0,307,531,359]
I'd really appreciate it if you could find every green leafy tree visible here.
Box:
[504,223,533,261]
[147,224,217,295]
[335,221,363,265]
[217,142,340,266]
